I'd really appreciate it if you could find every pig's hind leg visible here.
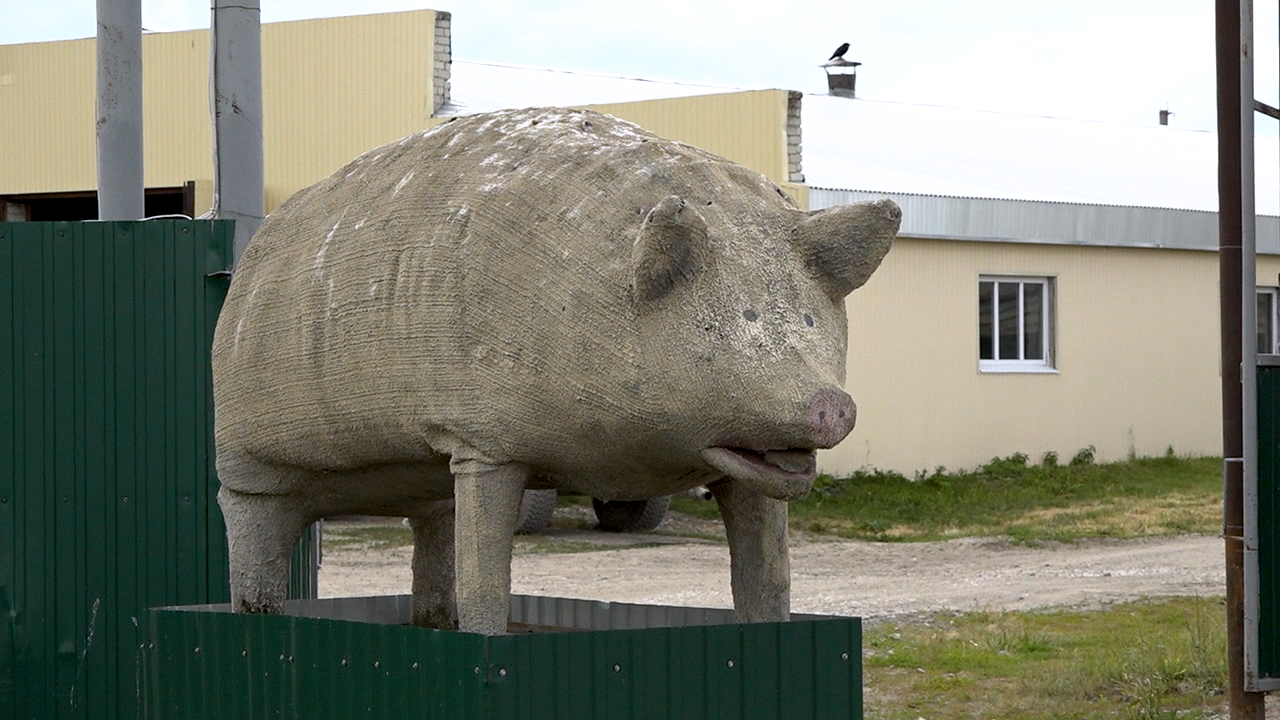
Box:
[409,499,457,629]
[218,486,315,615]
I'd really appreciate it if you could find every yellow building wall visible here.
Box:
[0,10,442,212]
[143,30,214,195]
[0,13,799,216]
[823,238,1241,475]
[258,11,440,210]
[0,38,98,194]
[592,90,805,208]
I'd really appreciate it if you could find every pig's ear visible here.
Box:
[632,195,709,303]
[792,200,899,302]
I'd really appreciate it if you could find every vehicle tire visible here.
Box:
[514,489,557,535]
[592,495,671,532]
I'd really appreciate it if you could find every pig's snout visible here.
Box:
[805,388,857,448]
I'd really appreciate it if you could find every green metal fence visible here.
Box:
[1255,362,1280,681]
[0,220,233,720]
[0,220,317,720]
[142,595,863,720]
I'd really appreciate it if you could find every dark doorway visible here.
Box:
[1,182,196,221]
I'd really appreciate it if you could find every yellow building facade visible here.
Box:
[1,10,449,217]
[0,10,802,218]
[829,238,1251,475]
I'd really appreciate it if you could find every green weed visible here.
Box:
[322,522,410,551]
[757,452,1223,543]
[330,453,1225,548]
[863,597,1228,720]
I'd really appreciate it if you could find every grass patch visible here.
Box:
[511,537,661,554]
[863,596,1227,720]
[322,522,411,551]
[674,452,1223,543]
[326,453,1224,547]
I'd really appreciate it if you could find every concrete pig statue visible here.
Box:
[213,107,899,634]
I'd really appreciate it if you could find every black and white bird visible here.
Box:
[828,42,850,61]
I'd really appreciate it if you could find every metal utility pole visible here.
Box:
[1217,0,1267,716]
[210,0,265,264]
[95,0,145,220]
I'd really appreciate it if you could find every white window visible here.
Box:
[978,276,1054,373]
[1259,288,1278,355]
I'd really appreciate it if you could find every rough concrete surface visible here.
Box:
[212,106,901,630]
[320,514,1224,622]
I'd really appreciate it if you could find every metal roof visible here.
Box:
[812,187,1280,255]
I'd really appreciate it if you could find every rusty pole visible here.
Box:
[1217,0,1267,716]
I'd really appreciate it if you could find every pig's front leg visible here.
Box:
[451,453,529,634]
[710,478,791,623]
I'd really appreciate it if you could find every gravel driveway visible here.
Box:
[319,515,1225,621]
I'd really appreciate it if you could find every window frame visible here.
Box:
[978,274,1057,374]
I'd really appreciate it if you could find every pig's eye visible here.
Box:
[803,312,815,327]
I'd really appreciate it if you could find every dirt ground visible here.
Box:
[319,509,1225,622]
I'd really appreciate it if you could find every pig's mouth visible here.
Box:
[700,447,817,501]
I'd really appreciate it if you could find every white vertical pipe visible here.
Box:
[95,0,144,220]
[210,0,264,264]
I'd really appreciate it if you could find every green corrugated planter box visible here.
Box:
[141,594,862,720]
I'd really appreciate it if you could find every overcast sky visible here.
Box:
[4,0,1277,135]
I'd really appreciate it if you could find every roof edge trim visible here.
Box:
[811,187,1280,255]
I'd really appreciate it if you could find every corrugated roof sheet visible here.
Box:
[811,187,1280,254]
[443,61,1280,216]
